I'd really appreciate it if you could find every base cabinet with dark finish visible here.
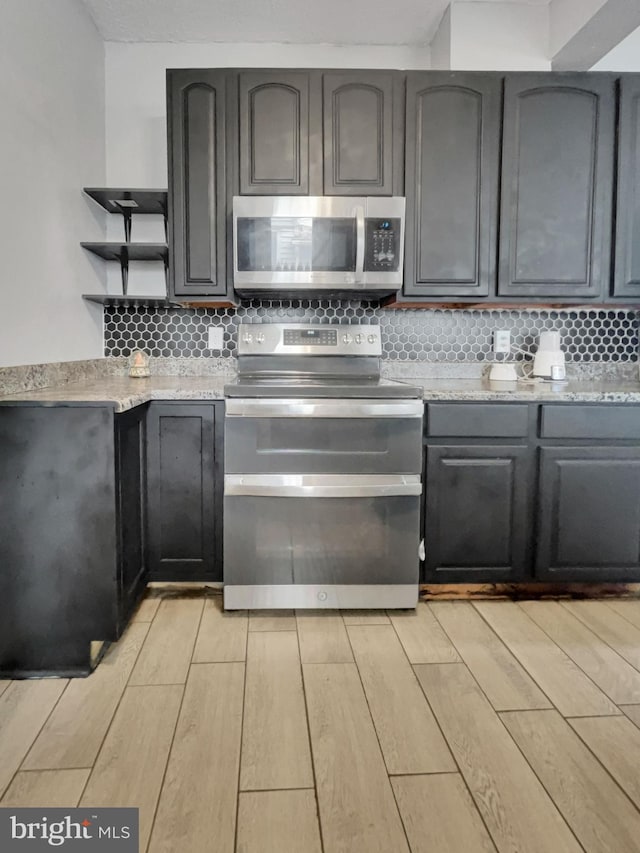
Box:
[536,446,640,581]
[422,401,640,585]
[145,401,223,582]
[424,444,532,583]
[115,405,147,634]
[0,404,148,677]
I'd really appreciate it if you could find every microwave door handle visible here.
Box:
[355,206,365,283]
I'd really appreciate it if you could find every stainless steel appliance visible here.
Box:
[223,323,423,610]
[233,196,405,296]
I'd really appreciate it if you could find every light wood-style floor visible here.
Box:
[4,594,640,852]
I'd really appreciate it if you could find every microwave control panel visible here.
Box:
[364,218,401,272]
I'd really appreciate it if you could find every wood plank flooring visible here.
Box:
[4,593,640,852]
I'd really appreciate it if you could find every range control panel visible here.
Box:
[238,323,382,356]
[283,328,337,347]
[365,218,401,272]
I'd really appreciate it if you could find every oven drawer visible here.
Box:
[225,399,423,475]
[223,490,421,587]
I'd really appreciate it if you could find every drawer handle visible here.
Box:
[224,473,422,498]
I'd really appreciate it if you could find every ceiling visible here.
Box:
[81,0,550,46]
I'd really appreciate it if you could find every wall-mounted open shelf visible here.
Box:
[81,188,170,298]
[84,188,168,238]
[81,242,168,263]
[83,294,178,308]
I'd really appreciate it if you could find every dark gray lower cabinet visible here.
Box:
[115,405,147,634]
[424,444,532,583]
[146,402,222,581]
[0,404,147,676]
[536,446,640,581]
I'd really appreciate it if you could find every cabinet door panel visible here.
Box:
[613,75,640,297]
[146,403,220,581]
[424,444,532,582]
[404,73,500,297]
[323,72,399,195]
[167,70,228,297]
[239,72,312,194]
[536,447,640,581]
[499,74,615,298]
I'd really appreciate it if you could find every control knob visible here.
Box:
[255,332,265,343]
[355,334,363,344]
[368,334,377,344]
[242,333,253,344]
[342,334,352,344]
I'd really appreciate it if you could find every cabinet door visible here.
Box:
[146,403,221,581]
[424,444,532,582]
[238,72,320,195]
[115,406,147,635]
[536,446,640,581]
[323,72,402,196]
[167,70,228,297]
[613,75,640,298]
[499,74,615,299]
[404,73,500,298]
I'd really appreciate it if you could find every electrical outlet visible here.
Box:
[207,326,224,351]
[493,330,511,354]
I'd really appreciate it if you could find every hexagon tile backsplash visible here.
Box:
[104,302,640,362]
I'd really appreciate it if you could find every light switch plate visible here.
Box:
[207,326,224,350]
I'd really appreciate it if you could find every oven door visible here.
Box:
[223,474,421,610]
[225,398,423,475]
[234,196,364,289]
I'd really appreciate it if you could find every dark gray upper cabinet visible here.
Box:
[403,73,501,298]
[613,75,640,298]
[146,402,222,582]
[322,72,402,196]
[499,74,615,299]
[423,443,532,583]
[536,446,640,581]
[238,71,319,195]
[167,69,228,297]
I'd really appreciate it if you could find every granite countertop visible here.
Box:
[0,376,231,413]
[411,377,640,403]
[3,374,640,411]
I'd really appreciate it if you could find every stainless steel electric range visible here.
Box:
[223,323,423,610]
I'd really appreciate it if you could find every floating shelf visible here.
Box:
[82,294,178,307]
[80,242,168,263]
[82,187,170,298]
[83,188,167,217]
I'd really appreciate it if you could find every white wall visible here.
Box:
[431,7,452,70]
[104,41,431,294]
[593,23,640,70]
[449,2,550,70]
[0,0,106,367]
[549,0,608,57]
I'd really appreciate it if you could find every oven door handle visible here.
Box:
[225,398,423,418]
[224,474,422,498]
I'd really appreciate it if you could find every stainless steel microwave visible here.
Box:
[232,196,405,295]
